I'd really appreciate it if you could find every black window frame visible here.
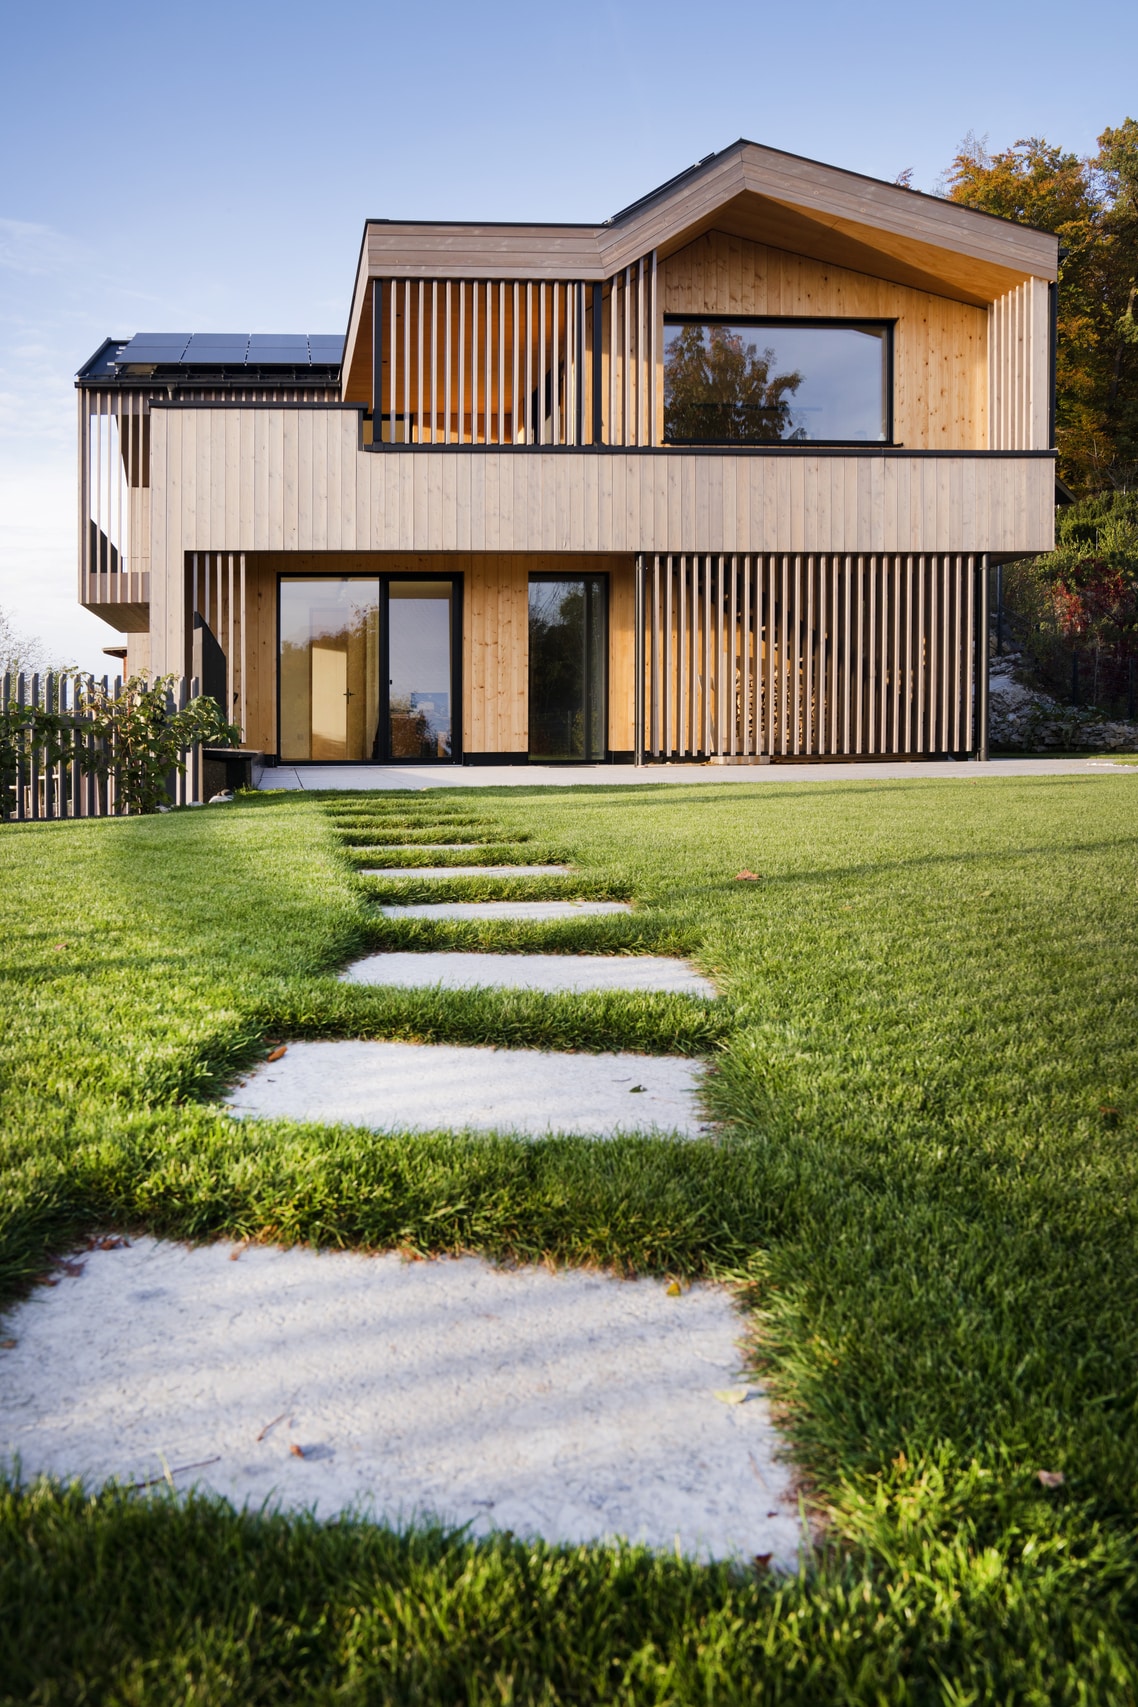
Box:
[527,571,610,763]
[662,315,895,449]
[275,570,463,765]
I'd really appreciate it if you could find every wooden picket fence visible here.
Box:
[1,671,204,822]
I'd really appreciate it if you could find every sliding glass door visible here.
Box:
[279,575,459,762]
[528,575,607,761]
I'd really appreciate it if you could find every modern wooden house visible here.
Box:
[77,141,1057,766]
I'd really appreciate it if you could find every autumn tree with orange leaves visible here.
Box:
[944,122,1138,495]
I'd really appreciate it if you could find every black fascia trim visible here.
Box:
[361,440,1056,459]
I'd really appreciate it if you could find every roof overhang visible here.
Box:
[342,139,1059,402]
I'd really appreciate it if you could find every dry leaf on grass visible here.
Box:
[735,871,762,881]
[1037,1469,1065,1488]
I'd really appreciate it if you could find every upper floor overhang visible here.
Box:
[341,138,1060,403]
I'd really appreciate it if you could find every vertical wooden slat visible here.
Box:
[512,282,520,445]
[457,280,466,444]
[537,285,546,446]
[765,556,775,757]
[609,277,618,447]
[498,280,506,446]
[429,279,440,443]
[679,553,688,755]
[403,280,411,435]
[650,555,661,755]
[471,280,480,443]
[390,279,398,444]
[551,284,560,445]
[649,250,658,447]
[444,280,452,443]
[623,268,632,449]
[941,556,951,751]
[663,555,673,756]
[524,282,533,445]
[227,553,235,724]
[417,280,425,444]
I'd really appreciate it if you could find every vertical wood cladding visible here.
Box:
[660,232,990,451]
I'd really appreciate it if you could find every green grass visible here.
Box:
[2,775,1138,1701]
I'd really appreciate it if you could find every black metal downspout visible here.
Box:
[978,554,990,761]
[634,554,645,765]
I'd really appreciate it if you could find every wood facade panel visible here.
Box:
[661,231,989,451]
[145,407,1053,678]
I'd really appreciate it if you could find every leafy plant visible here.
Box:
[1,672,239,819]
[80,674,239,815]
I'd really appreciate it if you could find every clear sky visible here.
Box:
[1,0,1134,674]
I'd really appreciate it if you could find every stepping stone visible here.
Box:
[359,865,571,879]
[377,900,631,920]
[342,951,717,998]
[0,1240,799,1564]
[226,1040,708,1139]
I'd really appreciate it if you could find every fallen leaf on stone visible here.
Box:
[290,1444,306,1458]
[735,871,762,881]
[714,1387,749,1405]
[752,1553,773,1573]
[629,1084,646,1093]
[266,1046,287,1063]
[1037,1469,1065,1488]
[665,1281,682,1297]
[1,1339,16,1350]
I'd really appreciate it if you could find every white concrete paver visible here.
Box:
[377,900,631,920]
[262,757,1136,791]
[358,865,571,878]
[0,1241,800,1564]
[226,1039,708,1139]
[342,951,716,998]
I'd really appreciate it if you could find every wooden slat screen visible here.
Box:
[370,253,658,447]
[190,550,248,740]
[638,552,979,759]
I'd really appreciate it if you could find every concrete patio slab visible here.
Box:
[0,1240,800,1564]
[377,900,632,920]
[261,757,1137,791]
[342,951,716,998]
[358,865,571,879]
[225,1039,708,1139]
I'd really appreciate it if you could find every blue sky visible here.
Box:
[2,0,1134,673]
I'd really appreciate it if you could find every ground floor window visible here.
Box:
[278,575,459,763]
[528,575,607,761]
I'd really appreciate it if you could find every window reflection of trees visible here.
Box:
[664,324,805,444]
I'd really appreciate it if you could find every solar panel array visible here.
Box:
[114,333,343,368]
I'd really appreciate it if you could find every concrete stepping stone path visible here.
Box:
[226,1039,708,1139]
[377,899,632,920]
[358,865,572,879]
[342,950,716,998]
[0,1239,799,1565]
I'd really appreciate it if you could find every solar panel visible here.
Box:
[180,335,249,363]
[308,335,344,361]
[247,334,310,361]
[115,334,192,363]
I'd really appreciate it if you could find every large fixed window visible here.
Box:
[663,319,891,446]
[528,576,607,761]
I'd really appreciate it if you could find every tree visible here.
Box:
[664,324,804,444]
[0,606,71,678]
[943,124,1138,493]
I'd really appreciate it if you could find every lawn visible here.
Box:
[2,774,1137,1703]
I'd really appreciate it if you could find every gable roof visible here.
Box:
[341,140,1059,401]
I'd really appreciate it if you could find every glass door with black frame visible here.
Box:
[278,577,381,762]
[528,575,607,761]
[386,580,455,760]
